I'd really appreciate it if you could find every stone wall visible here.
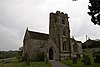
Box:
[44,39,59,60]
[24,39,47,61]
[49,11,70,60]
[70,41,82,56]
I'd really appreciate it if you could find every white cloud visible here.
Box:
[0,25,21,50]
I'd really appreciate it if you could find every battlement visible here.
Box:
[50,11,69,18]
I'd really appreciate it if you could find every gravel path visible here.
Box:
[49,60,70,67]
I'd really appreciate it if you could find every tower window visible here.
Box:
[63,30,66,36]
[62,41,67,51]
[73,44,78,52]
[62,20,65,24]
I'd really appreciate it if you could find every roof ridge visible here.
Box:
[28,30,49,35]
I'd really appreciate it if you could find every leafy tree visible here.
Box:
[88,0,100,25]
[18,47,23,56]
[0,50,18,59]
[17,47,23,61]
[82,39,100,49]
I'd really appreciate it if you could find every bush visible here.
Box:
[35,52,45,62]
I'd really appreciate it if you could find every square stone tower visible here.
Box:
[49,11,71,60]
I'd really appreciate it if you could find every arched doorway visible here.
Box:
[49,48,53,60]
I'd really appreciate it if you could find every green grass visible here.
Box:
[61,51,100,67]
[61,60,100,67]
[0,59,51,67]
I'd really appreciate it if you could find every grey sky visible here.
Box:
[0,0,100,50]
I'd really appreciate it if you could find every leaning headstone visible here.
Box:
[94,55,100,63]
[72,54,77,64]
[83,55,91,65]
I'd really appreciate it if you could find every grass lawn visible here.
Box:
[61,60,100,67]
[61,51,100,67]
[0,59,51,67]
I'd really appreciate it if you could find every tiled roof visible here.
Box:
[28,30,49,40]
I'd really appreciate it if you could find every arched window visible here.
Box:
[73,44,78,52]
[62,41,67,51]
[63,30,66,36]
[62,19,65,24]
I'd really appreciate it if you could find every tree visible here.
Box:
[88,0,100,25]
[17,47,23,61]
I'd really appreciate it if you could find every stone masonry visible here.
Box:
[23,11,82,61]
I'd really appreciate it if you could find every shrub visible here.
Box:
[35,52,45,62]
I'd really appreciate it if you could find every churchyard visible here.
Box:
[61,51,100,67]
[0,51,100,67]
[0,59,51,67]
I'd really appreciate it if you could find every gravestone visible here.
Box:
[72,54,77,64]
[83,55,91,65]
[94,55,100,63]
[93,51,100,63]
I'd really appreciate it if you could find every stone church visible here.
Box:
[23,11,82,61]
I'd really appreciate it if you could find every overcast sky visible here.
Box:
[0,0,100,51]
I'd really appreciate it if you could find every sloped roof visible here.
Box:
[83,39,94,46]
[70,38,82,43]
[28,30,49,40]
[70,38,76,42]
